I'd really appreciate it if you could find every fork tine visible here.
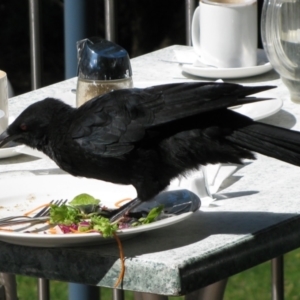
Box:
[0,199,68,227]
[33,200,54,218]
[0,216,50,227]
[34,199,68,218]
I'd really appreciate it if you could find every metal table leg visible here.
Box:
[113,288,125,300]
[133,292,143,300]
[133,292,168,300]
[185,278,228,300]
[38,278,49,300]
[272,256,284,300]
[0,273,18,300]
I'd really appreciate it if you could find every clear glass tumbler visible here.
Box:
[261,0,300,102]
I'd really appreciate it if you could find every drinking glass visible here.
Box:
[261,0,300,102]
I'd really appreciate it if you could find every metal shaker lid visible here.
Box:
[77,37,132,80]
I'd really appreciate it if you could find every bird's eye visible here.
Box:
[20,123,27,131]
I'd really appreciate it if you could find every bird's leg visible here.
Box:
[109,198,142,222]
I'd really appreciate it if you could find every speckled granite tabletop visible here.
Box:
[1,45,300,296]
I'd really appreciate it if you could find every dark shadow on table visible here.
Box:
[260,109,297,129]
[116,209,298,256]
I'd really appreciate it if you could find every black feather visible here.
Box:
[2,82,300,201]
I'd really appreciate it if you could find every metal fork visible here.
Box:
[0,199,67,227]
[33,199,67,217]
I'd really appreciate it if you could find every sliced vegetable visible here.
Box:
[69,193,100,206]
[49,204,81,225]
[132,205,164,226]
[91,216,118,238]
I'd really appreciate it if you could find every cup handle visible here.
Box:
[191,6,201,56]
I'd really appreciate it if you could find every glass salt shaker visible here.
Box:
[76,37,133,107]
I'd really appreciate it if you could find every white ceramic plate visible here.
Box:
[181,49,273,79]
[231,94,282,121]
[0,175,193,247]
[0,117,23,159]
[0,144,23,159]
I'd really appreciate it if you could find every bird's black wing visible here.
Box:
[69,88,165,157]
[142,82,275,126]
[69,82,275,157]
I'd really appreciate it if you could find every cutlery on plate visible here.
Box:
[0,199,67,227]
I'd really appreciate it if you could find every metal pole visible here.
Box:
[38,278,50,300]
[64,2,100,298]
[68,283,100,300]
[133,292,168,300]
[104,0,116,42]
[185,278,228,300]
[29,2,48,299]
[271,257,284,300]
[185,0,196,46]
[64,0,87,79]
[0,273,18,300]
[28,0,41,89]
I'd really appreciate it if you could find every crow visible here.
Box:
[1,82,300,214]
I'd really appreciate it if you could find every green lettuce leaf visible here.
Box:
[49,204,81,225]
[132,205,164,226]
[69,193,100,206]
[91,216,118,238]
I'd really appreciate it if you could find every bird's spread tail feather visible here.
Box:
[227,122,300,166]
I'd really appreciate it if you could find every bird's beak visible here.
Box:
[0,130,20,148]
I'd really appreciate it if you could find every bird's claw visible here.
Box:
[108,198,142,222]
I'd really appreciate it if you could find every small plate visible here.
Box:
[232,94,282,121]
[0,175,194,247]
[181,49,273,79]
[0,117,23,159]
[0,144,23,159]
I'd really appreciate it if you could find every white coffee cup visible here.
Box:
[0,71,8,134]
[191,0,257,68]
[0,110,6,134]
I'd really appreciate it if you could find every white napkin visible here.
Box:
[173,49,198,65]
[174,49,216,68]
[167,164,238,207]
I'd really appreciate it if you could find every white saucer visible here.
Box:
[0,144,23,159]
[0,117,23,159]
[181,49,273,79]
[231,96,282,121]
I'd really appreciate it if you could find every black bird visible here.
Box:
[1,82,300,214]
